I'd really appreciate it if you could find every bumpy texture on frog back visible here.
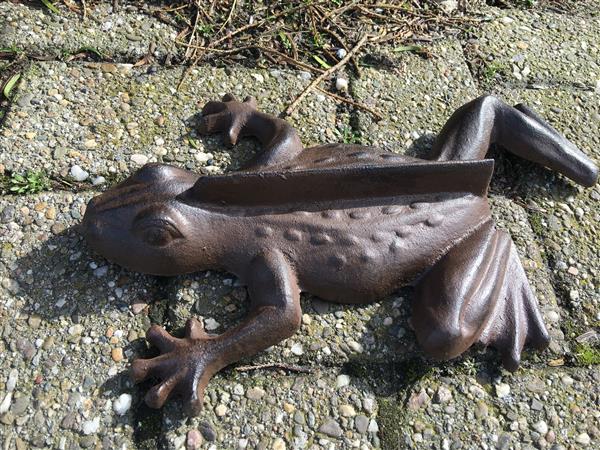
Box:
[82,94,598,414]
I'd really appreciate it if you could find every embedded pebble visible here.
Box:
[186,430,204,450]
[70,165,89,181]
[496,383,511,398]
[131,154,149,165]
[575,433,591,445]
[91,176,106,186]
[290,343,304,356]
[82,417,100,435]
[434,386,452,403]
[204,318,220,331]
[246,387,266,400]
[532,420,548,434]
[113,394,132,416]
[319,418,343,437]
[335,77,348,91]
[336,374,350,388]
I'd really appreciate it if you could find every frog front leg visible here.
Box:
[131,249,301,413]
[198,94,304,169]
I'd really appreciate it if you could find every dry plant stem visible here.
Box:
[315,86,383,122]
[235,363,313,374]
[207,1,326,49]
[81,0,87,21]
[174,41,325,75]
[283,34,369,117]
[216,0,237,35]
[324,27,361,75]
[185,1,201,60]
[256,46,324,74]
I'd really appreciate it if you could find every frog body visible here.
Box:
[82,94,598,413]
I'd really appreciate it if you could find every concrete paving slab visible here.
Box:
[0,191,155,449]
[160,368,382,450]
[490,196,565,356]
[0,62,342,180]
[379,365,600,449]
[472,9,600,87]
[0,1,178,62]
[353,40,479,155]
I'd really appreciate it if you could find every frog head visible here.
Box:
[82,164,210,276]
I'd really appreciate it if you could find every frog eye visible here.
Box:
[136,219,183,247]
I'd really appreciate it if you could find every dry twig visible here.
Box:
[315,86,383,122]
[235,363,313,374]
[283,34,369,117]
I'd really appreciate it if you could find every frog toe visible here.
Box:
[144,373,184,409]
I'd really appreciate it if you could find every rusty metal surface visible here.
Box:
[81,94,598,414]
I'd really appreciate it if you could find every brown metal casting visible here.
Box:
[81,94,599,414]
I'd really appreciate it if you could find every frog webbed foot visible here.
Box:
[199,94,258,146]
[411,221,550,371]
[131,318,218,414]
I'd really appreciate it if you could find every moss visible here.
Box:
[528,212,544,236]
[574,344,600,366]
[378,396,407,449]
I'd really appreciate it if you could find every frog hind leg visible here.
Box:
[430,95,598,187]
[410,220,550,371]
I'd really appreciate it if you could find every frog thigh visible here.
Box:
[410,220,549,371]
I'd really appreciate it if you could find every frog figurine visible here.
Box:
[82,94,598,413]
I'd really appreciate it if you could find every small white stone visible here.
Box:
[290,343,304,356]
[84,139,97,149]
[0,393,12,415]
[336,48,347,59]
[569,290,580,300]
[7,369,18,392]
[131,154,149,165]
[339,404,356,417]
[363,397,375,413]
[336,374,350,388]
[204,318,220,331]
[238,439,248,449]
[70,165,89,181]
[347,340,363,353]
[251,73,264,83]
[546,310,560,323]
[194,152,213,162]
[113,393,132,416]
[335,77,348,91]
[500,16,514,24]
[575,433,591,445]
[92,176,106,186]
[561,375,574,386]
[532,420,548,434]
[82,417,100,435]
[495,383,511,398]
[93,266,108,277]
[434,386,453,403]
[69,324,83,335]
[215,404,227,416]
[368,419,379,433]
[154,137,165,146]
[383,317,393,326]
[272,438,286,450]
[440,0,458,13]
